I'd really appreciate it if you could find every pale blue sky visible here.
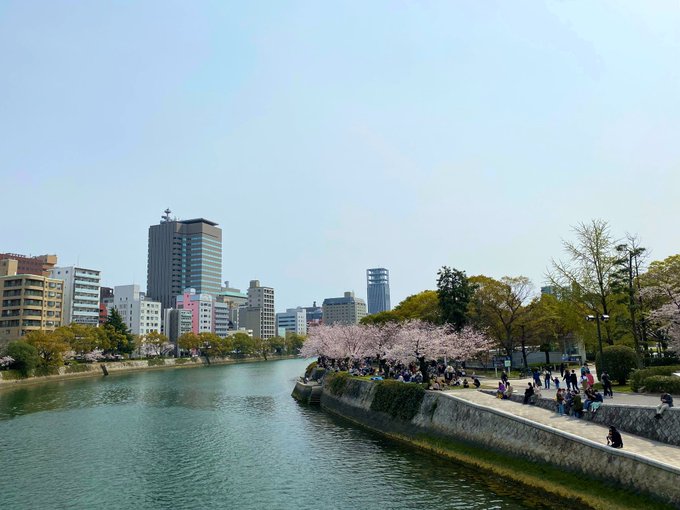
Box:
[2,1,679,311]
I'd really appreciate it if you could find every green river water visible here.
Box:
[0,358,558,509]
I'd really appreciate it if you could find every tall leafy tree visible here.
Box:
[468,275,534,356]
[549,219,619,345]
[613,234,648,354]
[436,267,475,330]
[105,308,135,355]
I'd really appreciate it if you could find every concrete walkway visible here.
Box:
[448,390,680,470]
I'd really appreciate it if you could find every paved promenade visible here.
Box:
[448,390,680,470]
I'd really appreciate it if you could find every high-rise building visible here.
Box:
[276,307,307,336]
[0,259,64,345]
[322,291,367,325]
[50,266,101,326]
[239,280,275,339]
[147,211,223,310]
[112,285,162,336]
[367,268,391,314]
[0,253,57,277]
[216,281,248,330]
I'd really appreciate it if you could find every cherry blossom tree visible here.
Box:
[0,356,14,369]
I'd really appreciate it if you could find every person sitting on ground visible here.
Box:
[556,388,565,415]
[473,377,481,388]
[583,387,596,411]
[523,383,534,405]
[429,380,441,391]
[590,390,604,414]
[655,392,674,419]
[564,390,574,416]
[463,378,469,389]
[413,371,423,384]
[504,382,514,400]
[607,426,623,448]
[572,393,584,418]
[497,381,506,399]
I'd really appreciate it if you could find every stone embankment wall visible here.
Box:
[321,381,680,507]
[482,390,680,446]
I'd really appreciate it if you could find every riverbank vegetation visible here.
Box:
[0,308,305,380]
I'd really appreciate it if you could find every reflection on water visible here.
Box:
[0,359,553,510]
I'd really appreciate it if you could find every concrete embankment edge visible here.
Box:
[319,381,680,509]
[0,355,298,388]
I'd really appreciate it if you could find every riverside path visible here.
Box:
[447,390,680,470]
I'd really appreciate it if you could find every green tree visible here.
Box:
[468,275,534,356]
[613,235,648,355]
[595,345,640,385]
[6,340,40,376]
[178,332,202,353]
[253,337,271,360]
[231,332,253,356]
[393,290,441,322]
[143,331,169,357]
[53,324,98,355]
[549,219,620,345]
[284,333,305,354]
[360,310,401,325]
[269,336,286,355]
[105,308,135,354]
[24,330,69,372]
[437,266,475,329]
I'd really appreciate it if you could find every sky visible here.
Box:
[1,1,679,312]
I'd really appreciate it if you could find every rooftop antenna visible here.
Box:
[161,208,173,223]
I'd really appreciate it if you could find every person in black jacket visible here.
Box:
[601,371,613,398]
[523,383,534,405]
[655,393,674,418]
[570,370,579,391]
[607,426,623,448]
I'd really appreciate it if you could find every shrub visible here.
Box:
[595,345,640,385]
[65,363,91,374]
[305,361,317,378]
[6,341,39,377]
[630,365,680,392]
[370,380,425,421]
[34,365,59,377]
[0,369,23,380]
[148,358,166,367]
[641,375,680,394]
[325,372,350,396]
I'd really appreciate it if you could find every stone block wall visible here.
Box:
[321,381,680,507]
[480,389,680,446]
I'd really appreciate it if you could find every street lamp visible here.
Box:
[586,314,609,373]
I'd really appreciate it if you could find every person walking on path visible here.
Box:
[544,369,551,389]
[560,362,565,378]
[655,393,674,418]
[601,371,613,398]
[563,370,571,391]
[607,426,623,448]
[533,369,541,387]
[570,370,579,392]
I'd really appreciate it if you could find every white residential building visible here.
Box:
[113,284,162,336]
[163,308,193,345]
[50,266,101,326]
[239,280,275,339]
[276,307,307,336]
[176,288,213,334]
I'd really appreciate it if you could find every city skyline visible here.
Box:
[3,2,679,312]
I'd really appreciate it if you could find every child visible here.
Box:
[553,376,560,389]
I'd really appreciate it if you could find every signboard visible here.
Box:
[504,360,511,368]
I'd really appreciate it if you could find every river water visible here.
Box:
[0,358,554,509]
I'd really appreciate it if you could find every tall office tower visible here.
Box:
[322,291,367,325]
[50,266,101,326]
[0,259,64,345]
[239,280,275,339]
[367,268,391,314]
[147,210,223,310]
[0,253,57,277]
